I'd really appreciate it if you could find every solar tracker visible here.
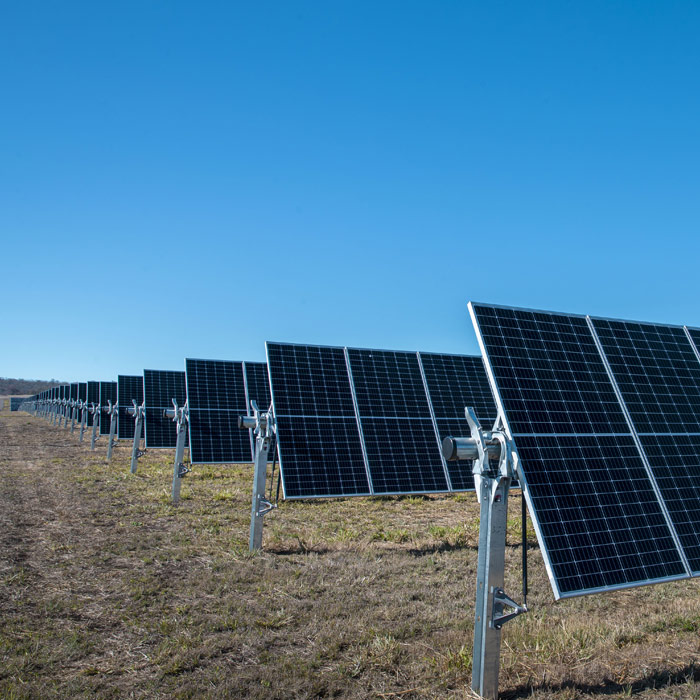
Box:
[419,352,498,491]
[267,343,371,499]
[469,302,689,598]
[117,375,144,440]
[99,381,117,435]
[347,348,449,494]
[10,397,24,411]
[185,358,251,463]
[591,317,700,573]
[143,369,188,449]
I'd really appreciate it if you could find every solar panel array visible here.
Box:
[118,375,144,440]
[266,342,498,499]
[143,369,188,449]
[469,302,700,599]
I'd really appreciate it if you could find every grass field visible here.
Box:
[2,405,700,699]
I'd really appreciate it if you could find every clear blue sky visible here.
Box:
[2,1,700,381]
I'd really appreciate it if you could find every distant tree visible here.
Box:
[0,378,65,395]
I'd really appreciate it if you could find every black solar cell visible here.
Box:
[99,382,117,435]
[144,369,188,449]
[347,348,448,494]
[117,375,143,440]
[185,359,251,463]
[593,319,700,434]
[420,352,498,491]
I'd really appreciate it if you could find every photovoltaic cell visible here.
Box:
[347,348,448,494]
[516,434,685,594]
[243,361,273,457]
[639,434,700,572]
[267,343,370,498]
[185,359,251,463]
[144,370,188,449]
[244,362,272,412]
[470,302,689,598]
[592,319,700,434]
[590,318,700,573]
[473,306,629,435]
[118,375,144,440]
[86,381,99,427]
[420,352,498,491]
[99,382,117,435]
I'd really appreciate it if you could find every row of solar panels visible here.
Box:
[22,301,700,602]
[17,347,499,497]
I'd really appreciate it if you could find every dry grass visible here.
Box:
[2,406,700,699]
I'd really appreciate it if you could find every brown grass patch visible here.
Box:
[2,406,700,698]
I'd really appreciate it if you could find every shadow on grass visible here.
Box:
[505,662,700,698]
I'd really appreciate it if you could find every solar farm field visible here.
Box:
[3,405,700,699]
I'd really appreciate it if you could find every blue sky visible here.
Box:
[2,1,700,380]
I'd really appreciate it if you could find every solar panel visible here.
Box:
[267,342,495,499]
[99,381,117,435]
[591,318,700,573]
[244,362,271,411]
[470,303,689,598]
[10,397,24,411]
[86,381,99,427]
[267,343,371,499]
[420,352,498,491]
[143,369,188,449]
[347,348,449,494]
[117,375,143,440]
[185,358,251,464]
[70,383,79,401]
[243,361,273,456]
[78,382,87,403]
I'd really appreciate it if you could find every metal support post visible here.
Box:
[70,402,77,433]
[106,402,118,461]
[167,400,189,504]
[90,404,99,451]
[442,409,526,700]
[129,401,145,473]
[241,400,276,551]
[79,403,87,442]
